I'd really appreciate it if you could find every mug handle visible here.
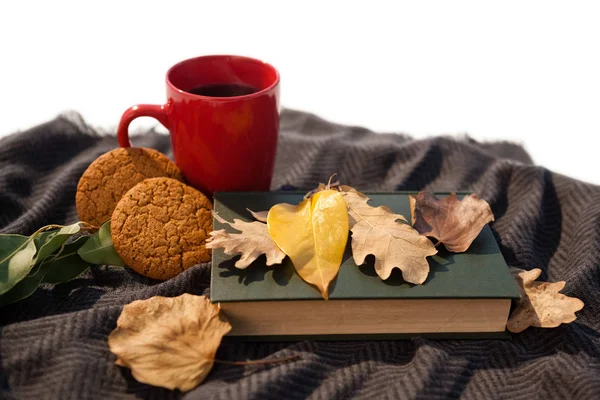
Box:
[117,104,169,147]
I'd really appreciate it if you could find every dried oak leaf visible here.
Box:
[410,192,494,252]
[247,209,268,223]
[340,186,437,284]
[108,294,231,391]
[507,268,584,333]
[206,212,285,269]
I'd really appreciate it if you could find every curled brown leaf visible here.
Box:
[108,294,231,391]
[410,192,494,252]
[507,268,584,333]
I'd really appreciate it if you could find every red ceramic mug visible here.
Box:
[117,55,280,195]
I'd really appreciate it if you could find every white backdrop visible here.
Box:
[1,1,599,184]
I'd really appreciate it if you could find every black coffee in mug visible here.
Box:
[187,83,259,97]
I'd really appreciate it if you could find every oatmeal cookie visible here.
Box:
[111,177,212,280]
[76,147,184,226]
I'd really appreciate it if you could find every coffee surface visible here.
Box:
[187,83,259,97]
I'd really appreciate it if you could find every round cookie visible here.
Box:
[76,147,184,226]
[111,177,213,280]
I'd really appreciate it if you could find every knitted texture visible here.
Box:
[1,110,598,400]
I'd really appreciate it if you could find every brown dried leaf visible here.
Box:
[108,294,231,391]
[507,268,584,333]
[247,209,268,223]
[206,212,286,269]
[410,192,494,252]
[340,186,437,284]
[339,185,406,228]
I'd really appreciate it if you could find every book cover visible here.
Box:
[210,192,521,304]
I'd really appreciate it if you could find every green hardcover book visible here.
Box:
[211,192,520,340]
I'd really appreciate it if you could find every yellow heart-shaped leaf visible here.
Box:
[267,190,349,299]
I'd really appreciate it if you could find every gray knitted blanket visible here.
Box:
[1,109,598,399]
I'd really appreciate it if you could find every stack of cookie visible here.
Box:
[76,148,213,280]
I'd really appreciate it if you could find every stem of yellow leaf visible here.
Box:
[327,173,338,189]
[212,354,300,366]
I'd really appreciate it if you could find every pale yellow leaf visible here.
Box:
[267,189,348,299]
[108,294,231,391]
[340,186,437,284]
[206,212,285,269]
[507,268,584,333]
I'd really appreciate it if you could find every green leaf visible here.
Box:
[35,222,82,262]
[0,235,38,295]
[42,237,91,284]
[0,221,124,306]
[0,261,54,306]
[0,236,93,306]
[0,223,82,296]
[78,221,126,267]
